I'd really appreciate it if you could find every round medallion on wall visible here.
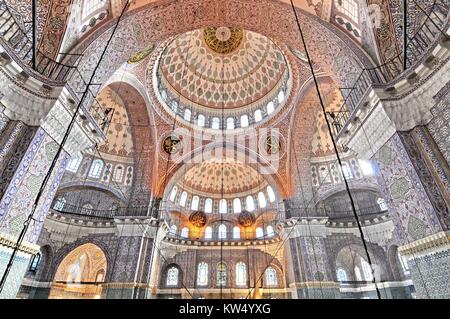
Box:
[161,133,183,155]
[189,211,208,228]
[238,210,256,227]
[265,135,281,155]
[259,130,285,159]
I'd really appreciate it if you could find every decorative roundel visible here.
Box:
[128,44,155,64]
[189,211,208,228]
[265,135,281,155]
[162,134,182,155]
[203,27,244,54]
[238,210,256,227]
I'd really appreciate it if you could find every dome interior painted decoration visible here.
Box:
[151,27,291,129]
[179,157,267,196]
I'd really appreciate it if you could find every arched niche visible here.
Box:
[49,243,107,299]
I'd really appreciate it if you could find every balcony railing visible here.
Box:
[327,0,450,139]
[0,1,114,135]
[51,200,160,220]
[0,1,75,82]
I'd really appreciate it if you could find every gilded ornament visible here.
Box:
[127,44,155,64]
[203,27,243,54]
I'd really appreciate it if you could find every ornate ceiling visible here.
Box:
[53,0,394,200]
[157,27,289,110]
[179,158,267,196]
[95,86,134,160]
[311,87,344,157]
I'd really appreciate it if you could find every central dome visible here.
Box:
[158,27,287,110]
[151,27,291,129]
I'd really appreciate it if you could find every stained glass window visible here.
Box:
[265,267,278,286]
[217,262,227,287]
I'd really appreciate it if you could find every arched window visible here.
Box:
[240,115,249,128]
[246,195,255,212]
[169,186,178,202]
[161,90,168,101]
[191,196,200,211]
[266,225,275,237]
[235,262,247,286]
[66,156,82,173]
[265,267,278,286]
[197,262,208,286]
[233,198,242,213]
[204,198,213,213]
[354,266,362,281]
[204,226,212,240]
[267,186,276,203]
[181,227,189,238]
[254,109,263,122]
[82,0,105,20]
[226,117,235,130]
[336,268,348,282]
[53,197,66,211]
[341,162,353,179]
[171,100,178,112]
[184,109,191,121]
[255,227,264,238]
[113,165,124,182]
[258,192,267,208]
[29,252,41,272]
[179,191,188,207]
[219,199,227,214]
[217,262,227,287]
[361,258,373,281]
[277,90,285,103]
[218,224,227,239]
[377,198,388,211]
[337,0,359,22]
[169,225,177,235]
[88,159,103,178]
[359,159,374,176]
[211,117,220,129]
[233,226,240,239]
[267,102,275,115]
[197,114,205,127]
[166,267,179,286]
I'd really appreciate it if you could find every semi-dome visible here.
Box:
[179,158,267,196]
